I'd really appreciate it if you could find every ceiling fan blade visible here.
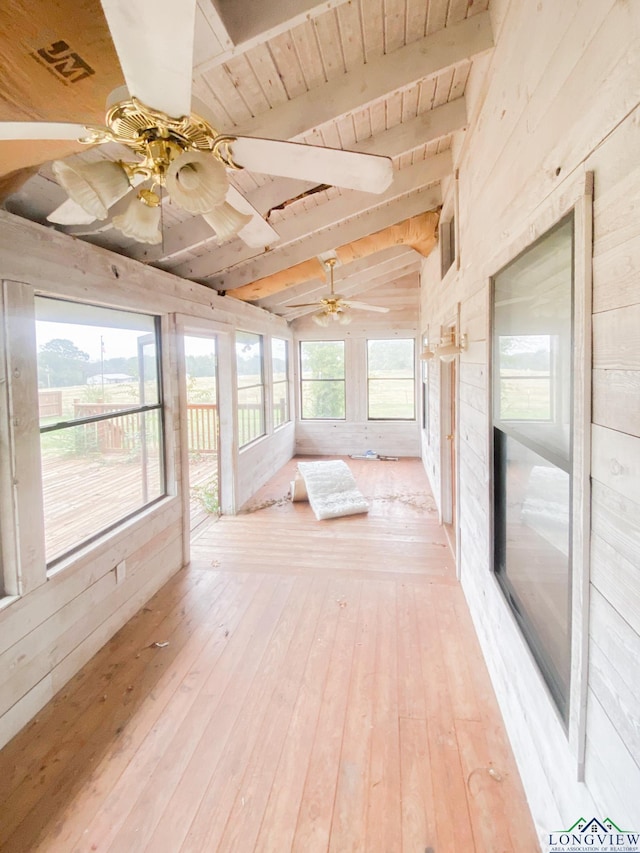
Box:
[286,303,323,309]
[226,186,280,248]
[229,137,394,194]
[47,199,101,225]
[0,122,90,141]
[344,301,390,313]
[100,0,196,118]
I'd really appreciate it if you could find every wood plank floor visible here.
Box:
[0,457,540,852]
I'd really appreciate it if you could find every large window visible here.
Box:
[271,338,289,429]
[300,340,345,419]
[367,338,415,420]
[236,331,265,446]
[492,215,574,722]
[35,298,165,565]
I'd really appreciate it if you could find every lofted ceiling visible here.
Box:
[0,0,493,322]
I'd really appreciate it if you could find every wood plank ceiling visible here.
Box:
[1,0,493,321]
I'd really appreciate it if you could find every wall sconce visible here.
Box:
[420,345,435,361]
[434,331,467,362]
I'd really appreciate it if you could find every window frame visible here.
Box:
[366,337,416,422]
[299,339,346,421]
[35,297,166,568]
[488,172,593,777]
[271,337,290,430]
[235,330,266,448]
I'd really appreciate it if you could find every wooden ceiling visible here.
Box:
[1,0,493,320]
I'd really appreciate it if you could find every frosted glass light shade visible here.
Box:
[335,311,352,325]
[165,151,228,214]
[52,159,131,220]
[312,312,331,327]
[203,202,253,243]
[112,196,162,244]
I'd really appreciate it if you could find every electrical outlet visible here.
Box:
[115,560,126,584]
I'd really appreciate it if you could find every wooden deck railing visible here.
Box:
[67,401,286,454]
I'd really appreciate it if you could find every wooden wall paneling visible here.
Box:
[592,369,640,437]
[588,592,640,801]
[236,423,296,509]
[475,2,633,252]
[591,479,640,577]
[593,303,640,371]
[584,687,640,829]
[591,532,640,644]
[592,424,640,507]
[2,280,46,596]
[459,1,611,254]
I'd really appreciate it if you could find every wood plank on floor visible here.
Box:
[0,458,540,853]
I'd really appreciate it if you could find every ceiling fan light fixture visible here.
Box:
[312,311,331,327]
[203,202,253,243]
[165,150,228,214]
[112,193,162,244]
[335,311,352,325]
[52,159,130,221]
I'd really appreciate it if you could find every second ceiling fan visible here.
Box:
[288,258,391,326]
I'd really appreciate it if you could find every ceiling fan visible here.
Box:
[288,257,391,326]
[0,0,393,248]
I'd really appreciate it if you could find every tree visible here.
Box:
[38,339,90,387]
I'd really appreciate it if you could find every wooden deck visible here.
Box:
[0,458,539,852]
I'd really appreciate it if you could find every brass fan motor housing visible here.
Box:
[81,97,242,183]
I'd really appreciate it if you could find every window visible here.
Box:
[236,331,265,446]
[271,338,289,429]
[367,338,415,420]
[421,333,430,437]
[300,340,345,419]
[440,216,456,277]
[35,298,165,565]
[492,215,574,722]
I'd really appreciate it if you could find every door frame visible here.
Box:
[439,309,461,576]
[175,315,236,566]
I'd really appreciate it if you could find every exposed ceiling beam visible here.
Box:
[172,153,450,282]
[231,213,437,302]
[130,98,465,265]
[231,13,492,140]
[202,182,442,291]
[256,246,416,309]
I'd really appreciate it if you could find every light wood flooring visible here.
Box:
[0,457,540,852]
